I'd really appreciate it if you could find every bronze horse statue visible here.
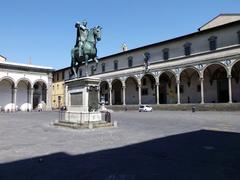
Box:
[71,26,102,77]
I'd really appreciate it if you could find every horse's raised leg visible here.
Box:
[85,55,89,77]
[71,59,78,78]
[70,49,77,78]
[93,57,98,71]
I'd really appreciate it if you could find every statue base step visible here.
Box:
[61,111,102,124]
[54,119,116,129]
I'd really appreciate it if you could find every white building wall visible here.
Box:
[16,81,28,107]
[0,64,52,110]
[0,80,12,107]
[90,23,240,75]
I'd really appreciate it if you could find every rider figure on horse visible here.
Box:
[74,20,89,56]
[71,20,102,78]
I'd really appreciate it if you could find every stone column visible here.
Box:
[200,78,205,104]
[30,88,34,109]
[228,75,232,103]
[122,85,126,105]
[98,87,100,104]
[109,85,112,106]
[177,80,180,104]
[13,87,17,111]
[138,83,141,105]
[156,82,159,104]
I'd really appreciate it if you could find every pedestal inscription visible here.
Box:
[70,92,83,105]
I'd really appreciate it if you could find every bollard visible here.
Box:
[192,105,196,113]
[88,123,93,129]
[105,112,111,123]
[113,121,118,127]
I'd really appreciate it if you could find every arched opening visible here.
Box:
[0,78,15,108]
[16,80,32,110]
[159,72,177,104]
[125,77,138,105]
[112,79,123,105]
[180,68,201,103]
[100,81,110,105]
[204,64,228,103]
[141,74,156,104]
[231,60,240,102]
[33,81,47,109]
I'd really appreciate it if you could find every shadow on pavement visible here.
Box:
[1,130,240,180]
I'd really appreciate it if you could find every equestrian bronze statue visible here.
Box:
[71,20,102,77]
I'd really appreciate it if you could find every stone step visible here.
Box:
[54,121,114,129]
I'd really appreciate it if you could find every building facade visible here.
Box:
[54,14,240,107]
[52,68,66,109]
[0,60,53,111]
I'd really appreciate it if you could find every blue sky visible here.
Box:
[0,0,240,69]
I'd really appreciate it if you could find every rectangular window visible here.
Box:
[184,46,191,56]
[102,63,105,72]
[128,58,133,67]
[209,40,216,50]
[53,74,55,82]
[62,71,65,80]
[209,36,217,51]
[163,48,169,60]
[57,73,59,81]
[114,61,118,70]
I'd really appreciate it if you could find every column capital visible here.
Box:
[155,82,159,86]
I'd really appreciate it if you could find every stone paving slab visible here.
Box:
[1,111,240,179]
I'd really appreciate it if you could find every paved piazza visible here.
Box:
[1,110,240,180]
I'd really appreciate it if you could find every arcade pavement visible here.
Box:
[1,110,240,180]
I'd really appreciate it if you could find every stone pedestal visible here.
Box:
[64,77,102,123]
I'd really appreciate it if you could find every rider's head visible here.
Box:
[82,20,87,27]
[75,21,80,28]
